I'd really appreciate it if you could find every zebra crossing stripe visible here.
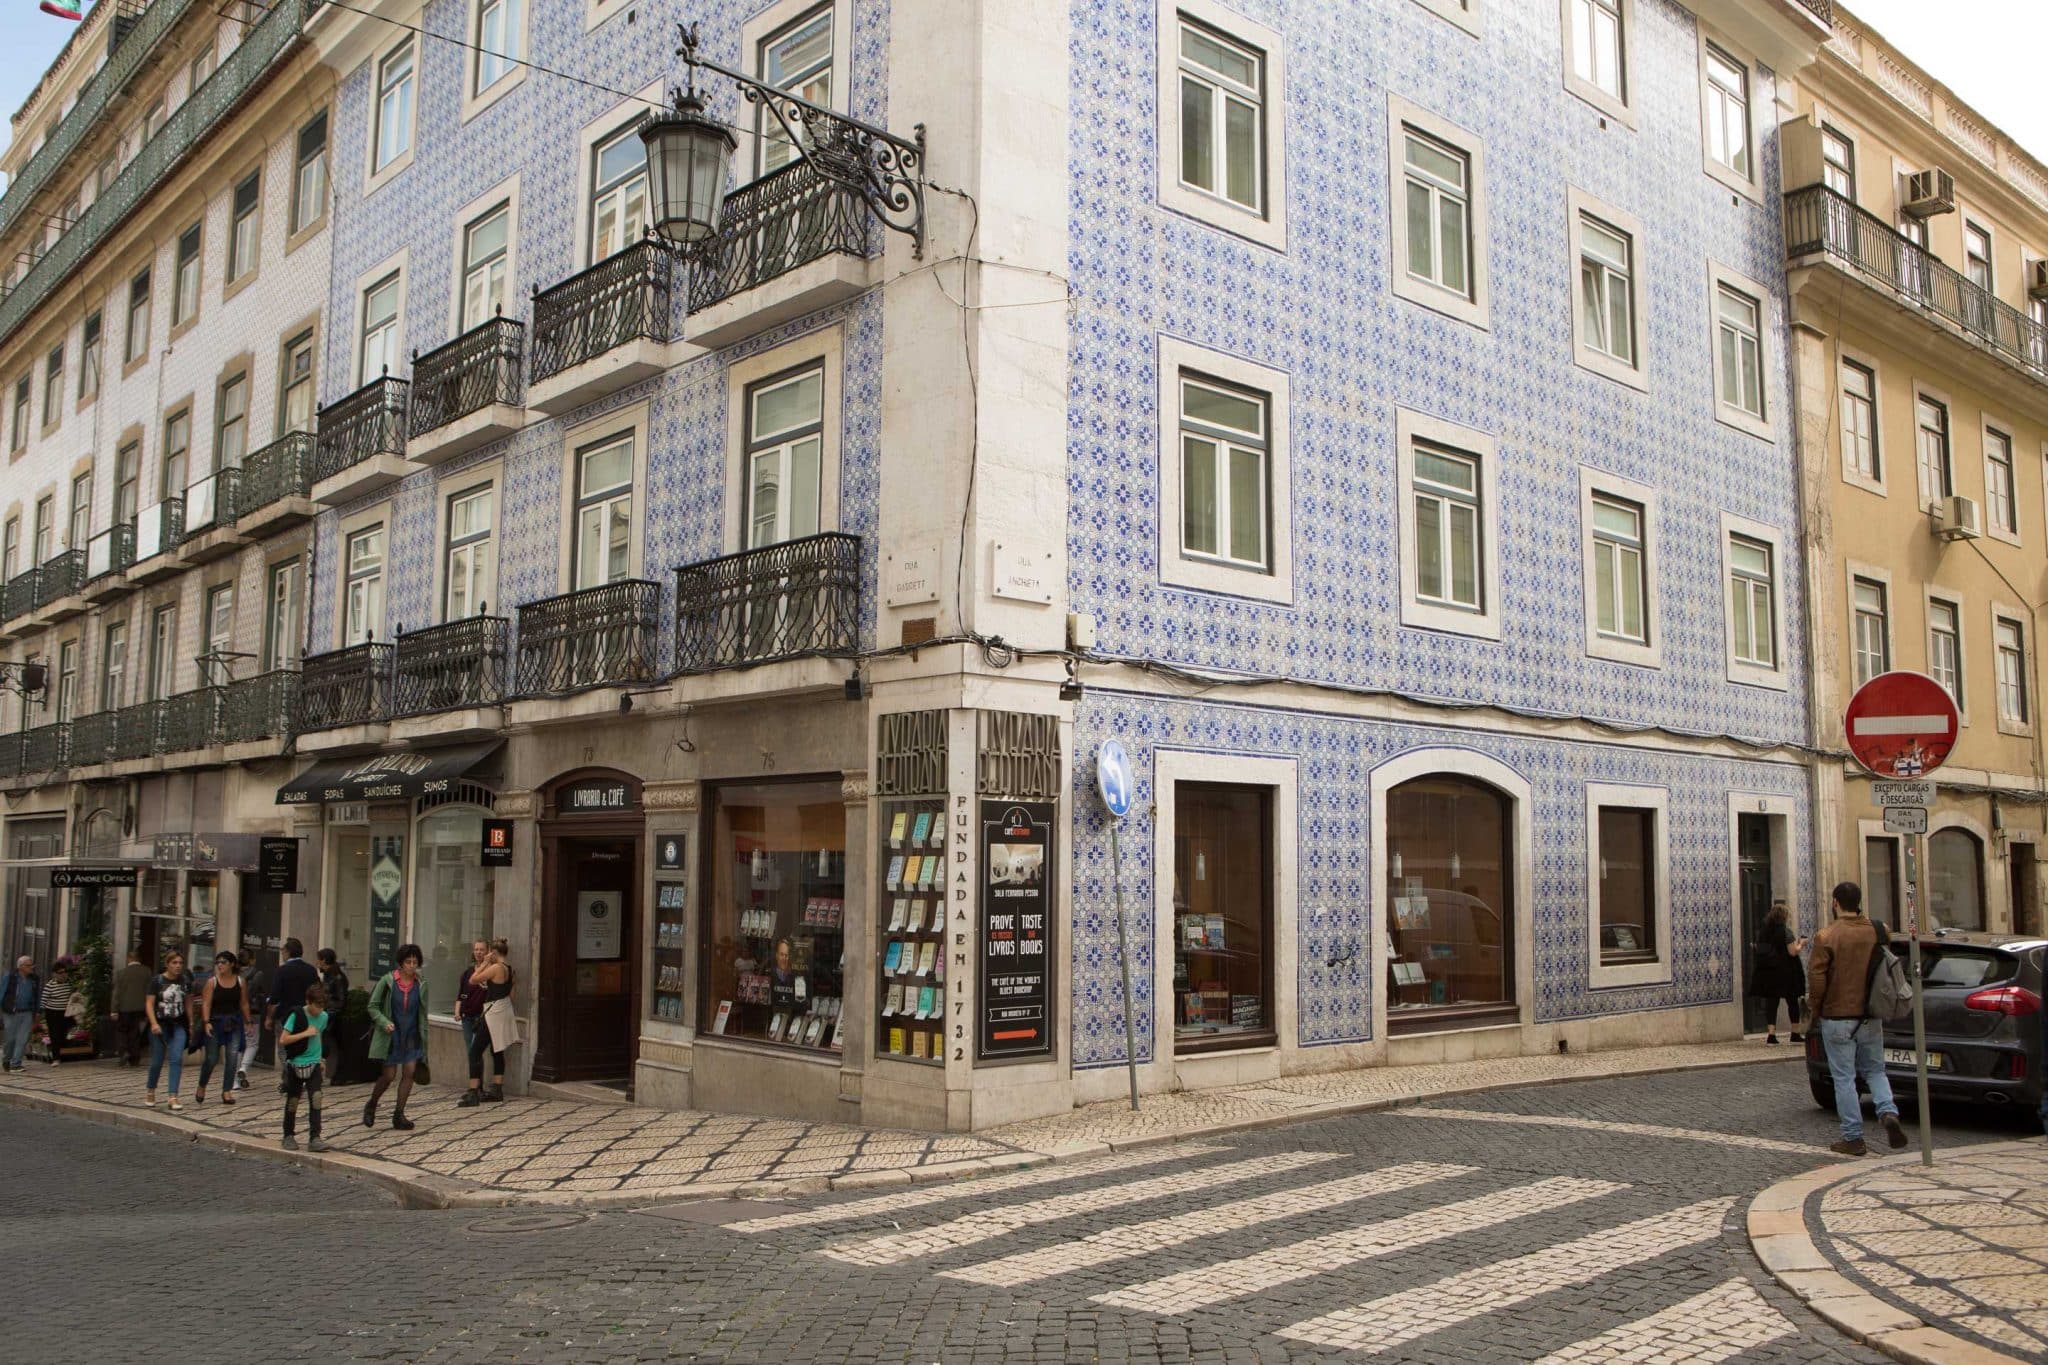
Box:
[943,1161,1476,1288]
[821,1151,1345,1267]
[1531,1278,1796,1364]
[1275,1196,1735,1354]
[1092,1175,1625,1315]
[1399,1107,1822,1155]
[724,1145,1226,1234]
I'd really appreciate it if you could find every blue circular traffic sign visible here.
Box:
[1096,739,1134,819]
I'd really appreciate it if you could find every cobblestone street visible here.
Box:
[9,1059,2038,1363]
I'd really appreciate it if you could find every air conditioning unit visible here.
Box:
[1902,168,1956,219]
[2028,259,2048,300]
[1935,494,1981,542]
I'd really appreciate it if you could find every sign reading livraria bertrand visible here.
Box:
[978,800,1054,1061]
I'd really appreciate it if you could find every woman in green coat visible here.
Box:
[363,944,428,1130]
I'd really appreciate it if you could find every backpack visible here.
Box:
[280,1009,312,1061]
[1863,923,1914,1022]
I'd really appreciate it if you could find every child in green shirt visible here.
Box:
[279,983,329,1152]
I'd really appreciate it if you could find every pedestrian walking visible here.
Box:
[278,983,330,1151]
[145,951,195,1110]
[1807,882,1909,1156]
[315,949,350,1084]
[1749,900,1806,1045]
[112,949,150,1066]
[454,939,487,1064]
[264,938,318,1074]
[38,960,75,1065]
[194,952,252,1105]
[363,944,428,1131]
[0,956,39,1072]
[459,939,513,1107]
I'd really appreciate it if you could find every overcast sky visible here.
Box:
[0,2,2043,174]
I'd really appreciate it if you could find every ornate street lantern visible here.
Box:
[639,90,737,248]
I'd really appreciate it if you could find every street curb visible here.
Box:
[0,1049,1797,1211]
[1745,1142,2037,1365]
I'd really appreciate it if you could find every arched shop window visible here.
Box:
[414,788,498,1009]
[1927,827,1984,932]
[1385,775,1514,1022]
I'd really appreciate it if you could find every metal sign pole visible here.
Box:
[1907,830,1933,1166]
[1107,816,1140,1112]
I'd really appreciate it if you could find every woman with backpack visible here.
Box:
[1748,901,1806,1045]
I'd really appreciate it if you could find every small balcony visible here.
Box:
[159,687,225,754]
[31,549,88,623]
[1,567,38,626]
[0,731,18,782]
[180,468,249,565]
[82,521,136,603]
[110,701,164,762]
[676,532,862,674]
[684,163,873,349]
[1786,184,2048,393]
[394,615,509,718]
[221,668,298,746]
[528,242,685,415]
[18,721,69,775]
[313,377,411,505]
[68,711,114,767]
[294,642,394,733]
[515,580,660,698]
[237,433,317,535]
[129,499,187,585]
[408,317,526,464]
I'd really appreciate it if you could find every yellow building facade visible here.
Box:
[1785,8,2048,935]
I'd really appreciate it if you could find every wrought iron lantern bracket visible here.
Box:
[674,22,928,258]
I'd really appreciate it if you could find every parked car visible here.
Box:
[1805,931,2044,1113]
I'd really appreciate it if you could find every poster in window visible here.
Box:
[577,890,622,959]
[978,799,1055,1061]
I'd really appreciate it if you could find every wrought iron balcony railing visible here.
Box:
[675,532,861,673]
[1786,184,2048,379]
[69,711,114,766]
[86,520,136,579]
[295,642,394,732]
[239,432,315,515]
[18,721,69,774]
[159,687,225,752]
[135,497,186,562]
[221,668,298,744]
[393,615,509,716]
[409,317,525,438]
[1793,0,1832,25]
[0,730,18,781]
[33,549,86,607]
[110,700,163,761]
[687,161,869,314]
[183,467,241,537]
[530,242,676,383]
[515,580,660,696]
[314,377,410,484]
[2,569,38,623]
[0,0,306,348]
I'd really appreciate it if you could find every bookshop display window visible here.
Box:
[413,805,496,1008]
[1385,775,1514,1022]
[877,796,946,1064]
[701,781,847,1051]
[1172,783,1274,1051]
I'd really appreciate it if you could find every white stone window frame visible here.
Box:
[1720,510,1789,691]
[1567,187,1648,392]
[1408,0,1480,37]
[335,501,393,648]
[1911,379,1955,512]
[1706,260,1773,442]
[363,24,423,197]
[1836,340,1885,498]
[572,84,662,267]
[1924,586,1969,728]
[430,461,504,624]
[557,398,652,591]
[351,247,409,387]
[1577,465,1659,668]
[1728,792,1798,965]
[1396,406,1499,640]
[1386,94,1489,330]
[723,325,845,555]
[738,0,853,182]
[1694,28,1762,202]
[461,0,531,123]
[1156,335,1294,605]
[1585,782,1671,989]
[1559,0,1635,129]
[1979,414,2021,547]
[445,176,520,337]
[1156,0,1288,253]
[1844,558,1894,692]
[1990,601,2033,738]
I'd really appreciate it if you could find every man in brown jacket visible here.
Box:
[1807,882,1907,1155]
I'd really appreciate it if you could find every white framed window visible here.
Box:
[226,170,260,284]
[1839,352,1880,490]
[472,0,525,96]
[572,434,634,590]
[1698,38,1756,195]
[443,484,495,619]
[7,377,25,452]
[1579,467,1658,668]
[1721,512,1786,689]
[1850,571,1890,688]
[55,639,77,723]
[31,496,53,565]
[370,38,417,179]
[1708,264,1771,439]
[68,471,90,550]
[1927,594,1963,715]
[171,222,201,327]
[78,310,101,402]
[744,364,826,548]
[587,121,648,264]
[1155,336,1292,604]
[359,269,402,384]
[1995,609,2030,732]
[124,268,151,365]
[264,557,302,670]
[291,110,328,236]
[41,344,62,428]
[755,3,834,174]
[1821,122,1856,201]
[279,330,315,436]
[1156,0,1286,251]
[1569,189,1646,389]
[101,621,127,710]
[161,408,191,501]
[115,440,140,525]
[216,371,248,467]
[1914,389,1952,508]
[203,583,234,680]
[1983,423,2018,541]
[147,604,178,700]
[0,518,16,580]
[1586,783,1669,988]
[343,524,386,643]
[460,202,511,332]
[1387,95,1488,328]
[1561,0,1632,125]
[1397,407,1499,639]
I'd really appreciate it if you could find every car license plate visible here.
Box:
[1885,1048,1943,1069]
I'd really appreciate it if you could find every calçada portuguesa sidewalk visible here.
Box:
[0,1040,1792,1209]
[1749,1140,2048,1365]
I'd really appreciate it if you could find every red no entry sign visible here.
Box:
[1844,671,1960,778]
